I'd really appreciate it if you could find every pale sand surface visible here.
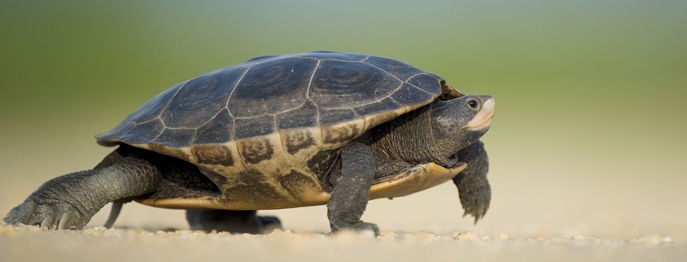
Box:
[1,224,685,262]
[2,141,687,262]
[3,175,687,262]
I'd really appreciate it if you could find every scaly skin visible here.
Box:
[327,142,380,236]
[3,156,162,229]
[452,141,491,223]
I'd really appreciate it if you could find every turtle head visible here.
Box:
[430,95,495,159]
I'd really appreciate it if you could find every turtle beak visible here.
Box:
[465,96,495,131]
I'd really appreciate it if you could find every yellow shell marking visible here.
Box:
[135,162,466,210]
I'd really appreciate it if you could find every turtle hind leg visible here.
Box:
[3,154,163,230]
[186,209,282,234]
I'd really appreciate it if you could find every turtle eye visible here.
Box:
[466,98,480,111]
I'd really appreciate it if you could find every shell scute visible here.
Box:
[318,108,357,125]
[160,70,238,129]
[362,55,426,81]
[353,97,406,129]
[228,57,317,118]
[310,60,401,110]
[192,108,234,144]
[234,115,275,139]
[127,82,183,123]
[192,144,235,166]
[390,83,436,109]
[153,128,195,148]
[406,73,443,96]
[276,99,319,129]
[121,120,165,145]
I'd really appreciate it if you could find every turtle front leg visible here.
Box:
[327,142,379,236]
[452,140,491,223]
[3,155,162,230]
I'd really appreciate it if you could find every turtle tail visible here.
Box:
[103,198,133,228]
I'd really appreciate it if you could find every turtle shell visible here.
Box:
[96,51,464,209]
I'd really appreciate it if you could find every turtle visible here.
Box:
[4,51,494,235]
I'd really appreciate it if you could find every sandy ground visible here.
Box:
[1,224,685,262]
[3,179,687,262]
[2,140,687,261]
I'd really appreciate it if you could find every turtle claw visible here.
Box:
[3,197,87,230]
[331,221,380,237]
[58,213,69,230]
[40,216,53,229]
[463,209,485,223]
[460,199,488,224]
[354,222,380,236]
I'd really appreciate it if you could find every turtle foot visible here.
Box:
[331,221,380,237]
[186,209,282,234]
[257,215,283,233]
[3,197,89,230]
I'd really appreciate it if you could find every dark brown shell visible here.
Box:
[95,51,464,209]
[97,51,462,153]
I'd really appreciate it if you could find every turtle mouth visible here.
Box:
[447,152,461,164]
[465,97,495,130]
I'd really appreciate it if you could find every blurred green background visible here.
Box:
[1,1,686,238]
